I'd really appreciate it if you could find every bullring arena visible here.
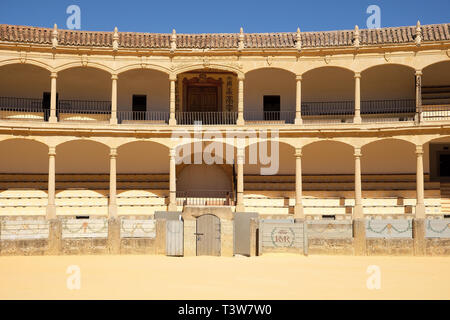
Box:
[0,22,450,299]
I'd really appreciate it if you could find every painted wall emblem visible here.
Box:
[271,227,295,247]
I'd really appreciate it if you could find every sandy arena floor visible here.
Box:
[0,254,449,300]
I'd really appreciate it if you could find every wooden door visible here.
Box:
[196,214,221,256]
[187,86,218,112]
[166,220,184,256]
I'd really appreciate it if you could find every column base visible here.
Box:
[110,118,118,125]
[294,118,303,125]
[168,203,178,211]
[294,204,304,219]
[413,218,426,256]
[415,203,426,219]
[353,116,362,124]
[107,218,121,255]
[353,218,366,256]
[46,204,56,220]
[108,204,118,219]
[48,116,58,123]
[353,204,364,219]
[236,118,245,126]
[169,118,177,126]
[235,204,245,212]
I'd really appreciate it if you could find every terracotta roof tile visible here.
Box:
[0,23,449,49]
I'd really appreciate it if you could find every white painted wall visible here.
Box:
[302,141,354,174]
[177,164,231,191]
[362,140,416,174]
[0,64,50,98]
[58,67,111,101]
[302,67,354,102]
[118,141,169,173]
[423,61,450,86]
[0,139,48,173]
[56,140,109,174]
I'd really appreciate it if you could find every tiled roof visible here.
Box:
[0,23,449,49]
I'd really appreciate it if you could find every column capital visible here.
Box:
[50,72,58,79]
[238,74,245,81]
[295,148,302,157]
[416,145,424,155]
[354,147,362,157]
[169,148,176,158]
[415,70,423,76]
[354,72,361,79]
[48,147,56,156]
[169,74,177,81]
[111,74,118,81]
[295,74,303,81]
[110,148,118,157]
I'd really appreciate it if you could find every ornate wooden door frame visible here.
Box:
[182,74,223,112]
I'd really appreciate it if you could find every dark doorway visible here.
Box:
[439,153,450,177]
[132,95,147,120]
[263,95,280,120]
[42,92,58,121]
[187,86,218,112]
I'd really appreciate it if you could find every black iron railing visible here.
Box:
[118,111,169,123]
[244,111,296,123]
[0,97,49,121]
[58,100,111,111]
[301,101,355,116]
[176,112,237,125]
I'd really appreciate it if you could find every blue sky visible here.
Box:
[0,0,449,33]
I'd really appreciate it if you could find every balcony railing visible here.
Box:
[301,101,355,124]
[422,104,450,121]
[57,100,111,122]
[244,111,296,124]
[118,111,169,124]
[176,111,237,125]
[0,97,49,121]
[176,190,234,206]
[361,99,416,123]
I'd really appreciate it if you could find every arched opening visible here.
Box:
[302,141,354,215]
[57,67,112,122]
[361,139,428,215]
[175,141,236,205]
[117,141,169,215]
[244,141,295,214]
[361,64,415,122]
[176,68,238,125]
[117,69,170,124]
[302,67,355,124]
[0,139,49,215]
[422,61,450,121]
[55,140,110,216]
[244,68,296,123]
[0,64,50,121]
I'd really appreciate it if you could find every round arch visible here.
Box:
[360,62,416,74]
[116,64,171,76]
[117,141,170,174]
[302,66,354,103]
[174,64,244,78]
[0,138,49,173]
[361,138,416,174]
[244,141,295,175]
[244,66,296,77]
[302,65,355,77]
[56,139,110,174]
[55,62,113,75]
[0,59,53,73]
[302,140,354,175]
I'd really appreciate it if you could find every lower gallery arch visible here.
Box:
[361,139,437,215]
[422,136,450,215]
[175,142,236,207]
[117,141,169,215]
[0,139,49,216]
[55,140,110,216]
[302,141,354,216]
[243,142,295,215]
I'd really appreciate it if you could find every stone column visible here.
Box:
[295,75,303,125]
[169,75,177,126]
[354,147,363,218]
[415,145,425,218]
[46,147,56,219]
[49,72,58,123]
[108,148,118,218]
[415,70,423,124]
[294,148,304,219]
[236,148,245,212]
[353,147,366,255]
[110,74,118,125]
[236,76,245,125]
[168,148,177,211]
[354,72,362,124]
[414,145,426,255]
